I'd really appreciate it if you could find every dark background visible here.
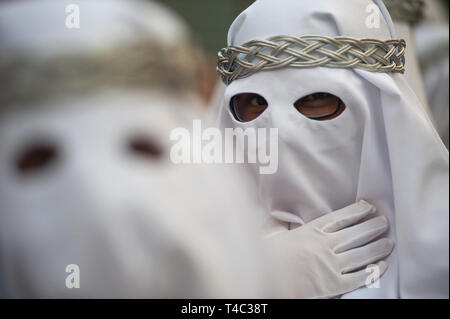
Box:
[155,0,254,56]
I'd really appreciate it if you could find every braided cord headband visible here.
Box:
[217,35,406,85]
[0,41,204,108]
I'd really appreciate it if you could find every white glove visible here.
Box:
[265,200,394,298]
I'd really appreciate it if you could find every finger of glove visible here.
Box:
[338,238,394,274]
[319,200,376,233]
[331,216,389,253]
[342,260,388,292]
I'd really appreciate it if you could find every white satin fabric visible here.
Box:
[217,0,449,298]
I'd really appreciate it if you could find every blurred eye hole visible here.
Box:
[294,93,346,121]
[15,142,59,175]
[230,93,268,122]
[128,135,163,160]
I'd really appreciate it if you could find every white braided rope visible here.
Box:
[217,35,406,85]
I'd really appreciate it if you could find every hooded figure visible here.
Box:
[0,0,278,298]
[217,0,449,298]
[414,0,449,148]
[383,0,431,117]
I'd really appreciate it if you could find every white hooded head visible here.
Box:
[0,0,276,298]
[217,0,449,298]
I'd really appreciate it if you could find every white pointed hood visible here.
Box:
[217,0,449,298]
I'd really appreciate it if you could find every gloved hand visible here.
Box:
[265,200,394,298]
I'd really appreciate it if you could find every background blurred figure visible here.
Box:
[414,0,449,148]
[0,0,277,298]
[384,0,449,148]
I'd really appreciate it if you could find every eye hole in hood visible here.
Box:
[15,141,59,176]
[128,135,164,161]
[294,93,346,121]
[230,93,268,122]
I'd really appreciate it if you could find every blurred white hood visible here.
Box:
[0,0,278,298]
